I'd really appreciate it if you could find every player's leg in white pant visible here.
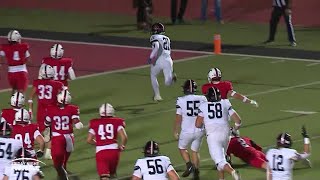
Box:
[191,132,204,180]
[178,132,193,177]
[150,64,162,100]
[162,61,175,86]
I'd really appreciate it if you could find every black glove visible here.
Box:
[301,125,309,138]
[36,150,44,158]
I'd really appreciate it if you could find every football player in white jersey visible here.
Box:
[3,148,44,180]
[0,122,23,180]
[132,141,180,180]
[173,79,207,180]
[196,87,242,180]
[266,126,311,180]
[147,22,177,102]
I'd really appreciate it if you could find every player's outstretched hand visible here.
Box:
[250,100,259,108]
[301,125,309,138]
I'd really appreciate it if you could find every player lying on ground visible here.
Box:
[202,68,258,107]
[227,128,267,169]
[132,140,180,180]
[196,87,241,180]
[266,126,312,180]
[87,103,128,180]
[173,79,207,180]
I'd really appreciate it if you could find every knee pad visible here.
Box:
[216,161,229,171]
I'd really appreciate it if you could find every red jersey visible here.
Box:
[42,57,73,86]
[33,79,64,106]
[11,123,41,150]
[201,81,233,99]
[227,137,263,161]
[45,104,80,135]
[89,117,125,146]
[1,108,19,125]
[0,43,30,66]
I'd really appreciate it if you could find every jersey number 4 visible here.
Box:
[53,66,66,80]
[208,103,223,119]
[0,142,13,160]
[15,133,32,149]
[147,159,164,175]
[272,154,284,171]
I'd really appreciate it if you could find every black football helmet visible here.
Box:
[144,140,160,157]
[151,23,165,35]
[206,87,221,102]
[0,122,12,138]
[182,79,197,95]
[277,132,292,148]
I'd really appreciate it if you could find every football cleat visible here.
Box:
[182,162,193,177]
[153,95,163,102]
[193,168,200,180]
[50,44,64,59]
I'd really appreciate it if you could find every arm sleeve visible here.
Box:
[71,107,80,120]
[166,157,175,172]
[292,152,311,160]
[25,50,30,58]
[133,161,142,178]
[68,67,76,80]
[149,41,160,60]
[0,50,5,57]
[176,98,182,115]
[88,128,95,135]
[34,129,42,139]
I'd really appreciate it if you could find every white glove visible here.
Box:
[75,122,84,129]
[250,100,259,108]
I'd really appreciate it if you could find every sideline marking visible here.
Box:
[281,110,318,115]
[1,36,319,62]
[306,63,320,67]
[270,59,286,64]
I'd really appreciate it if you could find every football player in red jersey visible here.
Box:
[40,44,76,86]
[1,92,25,125]
[87,103,128,180]
[45,89,83,180]
[28,64,65,133]
[202,68,258,107]
[0,30,32,94]
[226,128,267,169]
[11,108,45,159]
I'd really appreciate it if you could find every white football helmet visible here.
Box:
[39,64,55,79]
[57,90,72,104]
[7,30,21,43]
[14,108,31,125]
[50,44,64,59]
[207,68,222,82]
[99,103,114,117]
[10,92,25,108]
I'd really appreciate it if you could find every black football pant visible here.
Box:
[268,7,296,42]
[171,0,189,23]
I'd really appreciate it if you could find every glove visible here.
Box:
[301,125,309,138]
[36,150,44,158]
[75,122,84,129]
[147,58,152,64]
[250,100,259,108]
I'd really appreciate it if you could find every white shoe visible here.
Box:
[44,149,52,160]
[232,170,241,180]
[153,95,163,102]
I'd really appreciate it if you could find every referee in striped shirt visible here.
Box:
[264,0,296,46]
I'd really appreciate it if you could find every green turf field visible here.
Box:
[1,54,319,180]
[1,8,320,51]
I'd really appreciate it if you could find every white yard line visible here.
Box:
[270,59,286,64]
[306,62,320,67]
[280,110,318,115]
[117,135,320,180]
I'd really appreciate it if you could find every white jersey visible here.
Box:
[150,34,172,62]
[176,94,207,133]
[0,137,23,178]
[133,155,175,180]
[4,163,41,180]
[266,148,300,180]
[198,100,234,134]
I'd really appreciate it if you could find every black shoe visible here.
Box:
[193,168,200,180]
[263,39,274,44]
[182,162,193,177]
[290,41,297,47]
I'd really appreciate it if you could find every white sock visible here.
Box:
[231,170,239,179]
[45,149,51,155]
[151,74,160,97]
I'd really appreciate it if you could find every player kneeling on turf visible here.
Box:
[132,141,180,180]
